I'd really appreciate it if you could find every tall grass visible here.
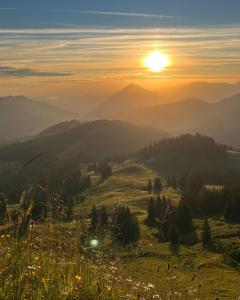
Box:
[0,221,206,300]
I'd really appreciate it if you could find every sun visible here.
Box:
[144,50,170,72]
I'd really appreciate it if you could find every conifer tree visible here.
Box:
[177,198,192,231]
[156,195,164,221]
[99,206,109,228]
[89,205,98,233]
[99,162,112,181]
[154,177,162,195]
[111,206,140,246]
[201,218,211,246]
[168,223,179,245]
[145,197,156,226]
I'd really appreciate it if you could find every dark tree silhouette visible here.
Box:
[145,197,156,226]
[201,218,211,247]
[154,177,162,195]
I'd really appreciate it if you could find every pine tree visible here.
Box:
[168,223,179,245]
[99,206,109,228]
[145,197,156,226]
[89,205,98,233]
[177,198,192,231]
[154,177,162,195]
[147,180,152,193]
[111,206,140,246]
[156,195,164,221]
[99,162,112,181]
[201,218,211,246]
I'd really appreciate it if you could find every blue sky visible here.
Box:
[1,0,240,28]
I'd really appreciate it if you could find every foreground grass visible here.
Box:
[1,161,240,299]
[0,222,212,300]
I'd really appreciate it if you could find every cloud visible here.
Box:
[0,66,72,77]
[54,9,179,19]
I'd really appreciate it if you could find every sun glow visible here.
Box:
[144,50,170,72]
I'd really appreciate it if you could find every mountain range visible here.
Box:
[0,120,167,164]
[114,92,240,147]
[0,96,74,142]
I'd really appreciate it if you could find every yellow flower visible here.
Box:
[74,275,81,281]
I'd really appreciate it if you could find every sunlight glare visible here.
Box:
[144,50,170,72]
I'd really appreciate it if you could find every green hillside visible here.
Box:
[1,161,239,299]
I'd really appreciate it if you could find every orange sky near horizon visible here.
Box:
[0,25,240,99]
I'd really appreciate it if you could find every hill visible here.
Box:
[117,93,240,147]
[0,119,167,164]
[37,120,81,138]
[88,83,161,118]
[0,95,74,141]
[137,134,232,174]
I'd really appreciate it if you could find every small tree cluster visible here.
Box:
[111,206,139,246]
[89,205,109,236]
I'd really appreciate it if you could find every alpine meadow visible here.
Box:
[0,1,240,299]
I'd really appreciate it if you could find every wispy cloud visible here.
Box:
[0,25,239,81]
[0,66,72,77]
[54,9,179,19]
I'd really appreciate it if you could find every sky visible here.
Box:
[0,0,240,97]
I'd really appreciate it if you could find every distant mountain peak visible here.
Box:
[120,83,149,94]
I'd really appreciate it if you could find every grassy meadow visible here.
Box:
[0,161,240,299]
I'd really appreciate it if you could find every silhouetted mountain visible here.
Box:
[161,82,240,102]
[117,93,240,147]
[89,83,161,118]
[37,120,81,138]
[0,96,74,141]
[0,120,168,164]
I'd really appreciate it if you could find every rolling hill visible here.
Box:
[0,95,74,141]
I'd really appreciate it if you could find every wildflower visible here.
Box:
[74,275,81,281]
[147,283,155,289]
